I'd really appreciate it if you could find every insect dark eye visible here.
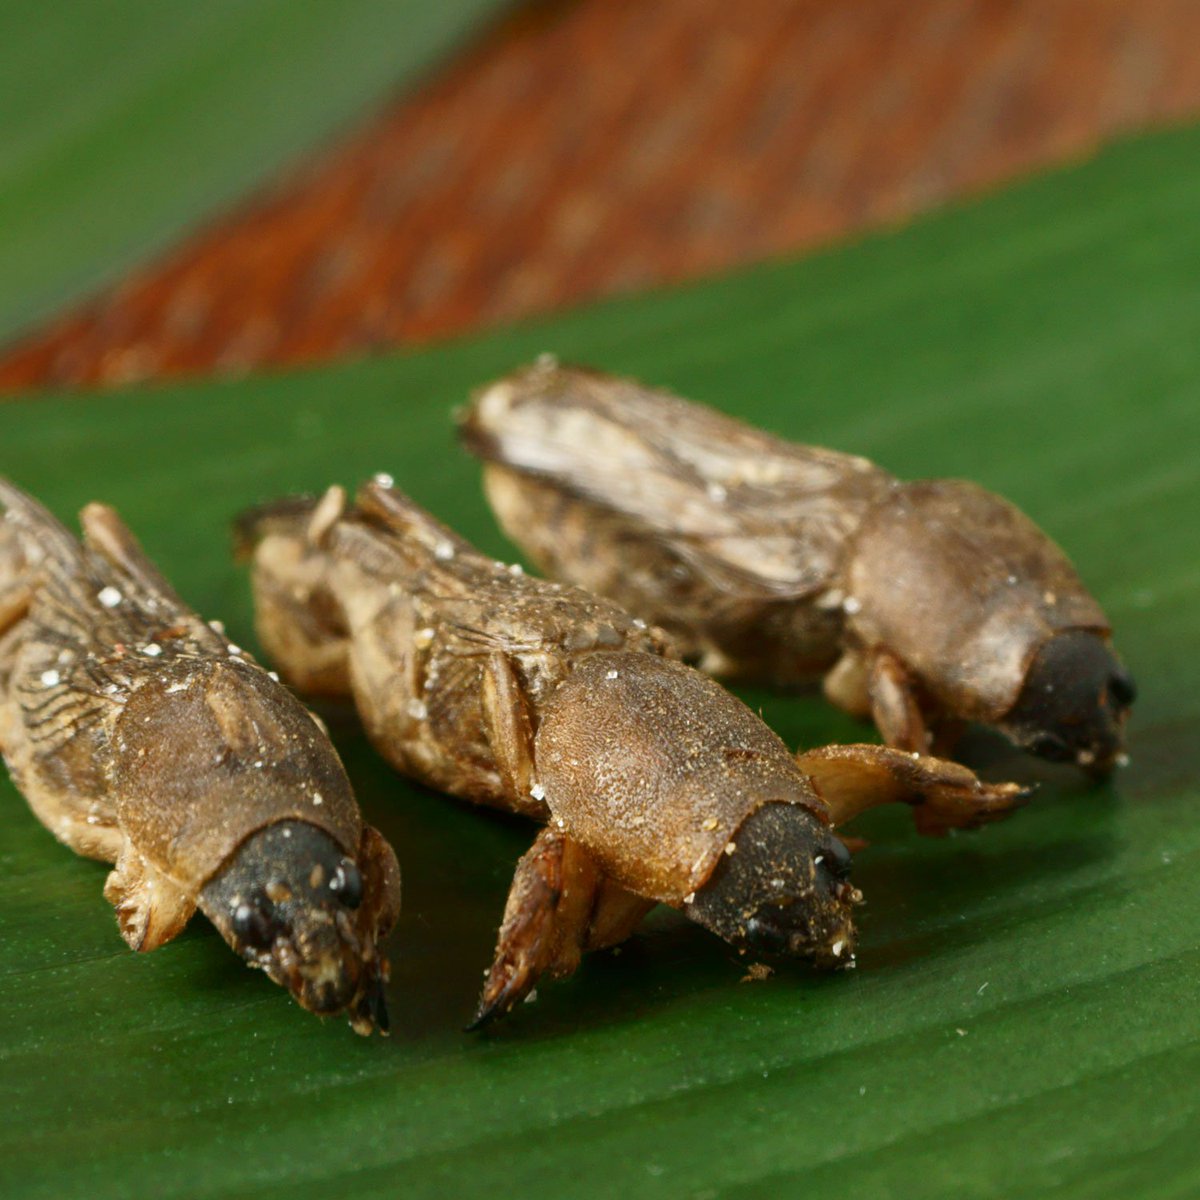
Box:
[820,838,854,880]
[232,900,276,950]
[330,859,363,909]
[743,913,793,956]
[1109,671,1137,707]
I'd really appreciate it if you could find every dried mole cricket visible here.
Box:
[236,478,1026,1026]
[459,359,1136,778]
[0,480,400,1035]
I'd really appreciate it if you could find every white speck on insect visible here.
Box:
[524,988,539,1004]
[86,814,99,825]
[956,1028,969,1037]
[843,596,862,615]
[508,563,524,576]
[39,669,61,687]
[724,841,737,856]
[832,939,846,957]
[208,619,225,634]
[165,681,189,694]
[282,828,292,839]
[414,627,435,649]
[1115,753,1130,768]
[434,541,455,561]
[407,699,428,720]
[683,892,696,904]
[814,854,824,866]
[97,586,122,608]
[267,671,280,682]
[373,472,395,489]
[817,589,844,610]
[1044,590,1058,605]
[104,683,119,695]
[702,817,718,831]
[1007,574,1018,585]
[606,669,619,680]
[312,792,323,806]
[554,816,566,828]
[1076,748,1096,766]
[142,643,162,658]
[706,482,727,503]
[227,644,243,656]
[632,617,647,629]
[530,783,546,801]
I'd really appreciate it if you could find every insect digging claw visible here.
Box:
[914,779,1036,836]
[467,958,527,1031]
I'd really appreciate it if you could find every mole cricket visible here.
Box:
[0,480,400,1034]
[460,360,1136,777]
[237,478,1027,1026]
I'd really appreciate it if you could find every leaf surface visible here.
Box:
[1,125,1198,1199]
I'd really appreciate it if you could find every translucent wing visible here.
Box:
[350,481,657,660]
[461,362,894,598]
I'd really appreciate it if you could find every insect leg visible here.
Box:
[470,826,606,1028]
[584,879,655,952]
[867,651,932,752]
[480,650,550,819]
[796,744,1031,837]
[0,581,30,638]
[0,586,31,694]
[0,513,33,668]
[103,839,196,951]
[822,649,872,719]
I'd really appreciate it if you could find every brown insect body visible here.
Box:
[240,480,1025,1024]
[460,360,1134,775]
[0,481,399,1034]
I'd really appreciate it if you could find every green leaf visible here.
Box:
[0,0,508,342]
[2,124,1199,1198]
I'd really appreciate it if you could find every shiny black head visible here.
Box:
[199,820,388,1032]
[1003,630,1135,777]
[687,803,859,967]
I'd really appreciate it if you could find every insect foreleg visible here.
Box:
[796,744,1031,837]
[103,839,197,952]
[471,826,606,1028]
